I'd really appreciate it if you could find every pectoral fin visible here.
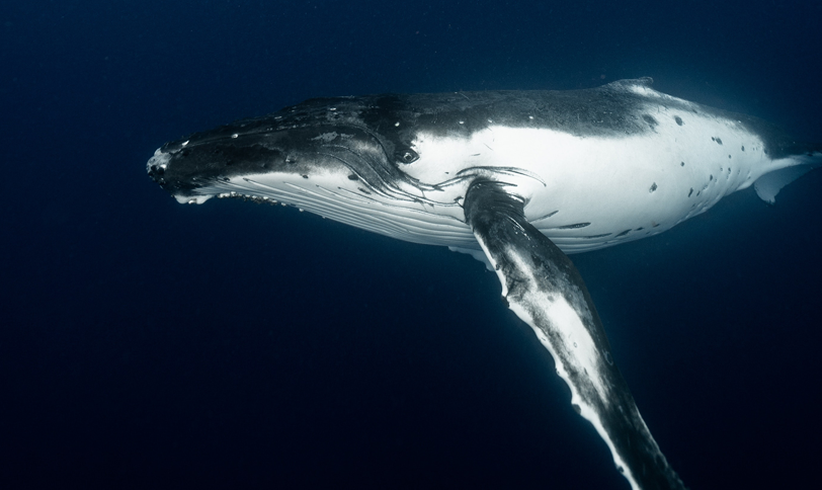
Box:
[463,180,686,490]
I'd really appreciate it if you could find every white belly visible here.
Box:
[406,111,774,253]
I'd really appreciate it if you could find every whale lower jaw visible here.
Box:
[172,172,480,249]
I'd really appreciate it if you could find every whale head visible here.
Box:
[146,95,484,247]
[148,96,430,204]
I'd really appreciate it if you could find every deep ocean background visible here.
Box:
[2,1,821,489]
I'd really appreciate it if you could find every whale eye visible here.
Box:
[395,149,419,164]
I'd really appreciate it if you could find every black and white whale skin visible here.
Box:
[147,78,821,490]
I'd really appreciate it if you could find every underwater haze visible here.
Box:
[2,1,821,489]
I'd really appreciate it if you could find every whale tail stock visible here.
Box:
[754,149,822,204]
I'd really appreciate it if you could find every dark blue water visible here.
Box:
[2,1,820,488]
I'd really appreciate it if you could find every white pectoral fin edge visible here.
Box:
[463,180,687,490]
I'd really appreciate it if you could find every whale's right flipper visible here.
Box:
[463,179,687,490]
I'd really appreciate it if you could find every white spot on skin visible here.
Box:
[311,132,339,143]
[231,133,238,139]
[175,194,213,205]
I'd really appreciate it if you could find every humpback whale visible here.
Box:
[147,78,821,490]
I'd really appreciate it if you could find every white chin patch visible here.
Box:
[175,194,214,205]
